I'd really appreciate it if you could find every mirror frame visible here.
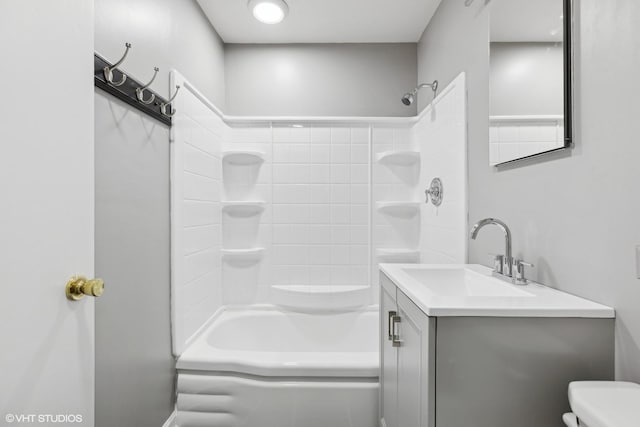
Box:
[492,0,574,166]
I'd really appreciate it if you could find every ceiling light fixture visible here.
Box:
[248,0,289,24]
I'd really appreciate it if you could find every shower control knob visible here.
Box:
[424,177,444,206]
[65,276,105,301]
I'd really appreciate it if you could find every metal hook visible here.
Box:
[136,67,159,105]
[160,85,181,118]
[103,42,131,87]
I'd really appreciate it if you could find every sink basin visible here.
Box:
[402,267,533,297]
[379,263,615,317]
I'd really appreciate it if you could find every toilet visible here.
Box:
[563,381,640,427]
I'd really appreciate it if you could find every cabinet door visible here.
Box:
[396,291,435,427]
[380,284,398,427]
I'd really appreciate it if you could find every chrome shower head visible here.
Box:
[401,80,439,106]
[401,93,414,106]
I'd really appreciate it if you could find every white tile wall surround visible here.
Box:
[171,71,225,355]
[417,72,468,264]
[268,124,372,299]
[222,122,272,306]
[371,123,419,298]
[197,122,379,309]
[489,115,564,165]
[170,71,469,330]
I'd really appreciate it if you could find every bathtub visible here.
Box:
[176,306,379,427]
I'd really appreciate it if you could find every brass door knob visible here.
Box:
[65,276,105,301]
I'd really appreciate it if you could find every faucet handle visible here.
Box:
[515,260,534,268]
[488,253,504,274]
[513,259,534,285]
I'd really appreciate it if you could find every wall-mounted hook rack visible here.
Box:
[94,52,172,126]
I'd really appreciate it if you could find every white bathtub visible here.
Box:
[176,306,379,427]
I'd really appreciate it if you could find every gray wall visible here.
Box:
[418,0,640,380]
[94,1,227,424]
[490,43,564,116]
[95,0,226,107]
[95,92,173,427]
[224,43,418,117]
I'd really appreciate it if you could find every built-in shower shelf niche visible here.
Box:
[222,201,266,217]
[222,247,265,266]
[375,150,420,166]
[222,150,265,165]
[376,201,421,217]
[376,248,420,263]
[271,285,370,310]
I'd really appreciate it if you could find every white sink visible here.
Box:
[380,264,615,318]
[402,267,533,297]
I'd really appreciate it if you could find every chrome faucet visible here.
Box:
[470,218,514,280]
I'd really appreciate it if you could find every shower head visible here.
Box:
[401,93,415,106]
[401,80,439,106]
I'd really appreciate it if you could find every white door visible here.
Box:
[0,2,95,426]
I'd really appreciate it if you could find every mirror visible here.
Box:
[489,0,572,166]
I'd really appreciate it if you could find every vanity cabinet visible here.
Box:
[379,271,615,427]
[380,277,435,427]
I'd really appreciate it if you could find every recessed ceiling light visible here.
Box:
[248,0,289,25]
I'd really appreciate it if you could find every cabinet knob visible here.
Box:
[513,259,534,285]
[65,276,105,301]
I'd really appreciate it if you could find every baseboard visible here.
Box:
[162,409,177,427]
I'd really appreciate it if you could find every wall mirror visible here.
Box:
[489,0,572,166]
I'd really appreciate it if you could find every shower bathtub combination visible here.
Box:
[175,307,379,427]
[170,70,468,427]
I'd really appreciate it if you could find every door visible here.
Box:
[0,2,95,426]
[380,284,398,427]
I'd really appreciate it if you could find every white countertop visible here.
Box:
[379,264,615,318]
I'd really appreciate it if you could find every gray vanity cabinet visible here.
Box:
[380,275,435,427]
[379,271,615,427]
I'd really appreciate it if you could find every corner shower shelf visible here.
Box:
[271,285,370,310]
[222,150,265,165]
[375,150,420,166]
[222,247,265,264]
[222,201,266,217]
[376,248,420,263]
[376,201,421,217]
